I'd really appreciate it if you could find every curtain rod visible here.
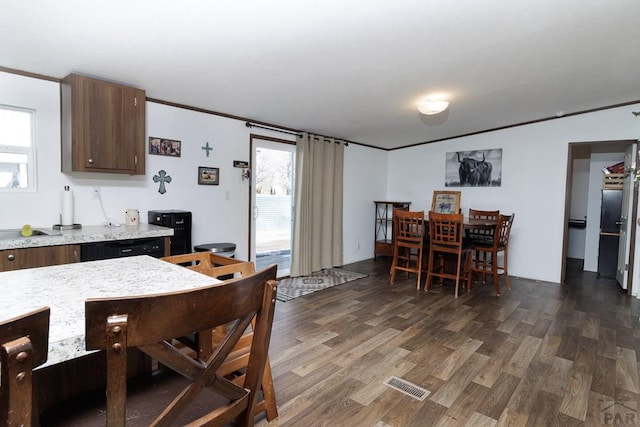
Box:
[245,122,349,146]
[245,122,299,136]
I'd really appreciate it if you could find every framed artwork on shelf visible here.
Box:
[431,190,461,214]
[198,167,219,185]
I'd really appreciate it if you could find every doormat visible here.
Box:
[276,268,368,302]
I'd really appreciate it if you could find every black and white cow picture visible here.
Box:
[456,152,493,186]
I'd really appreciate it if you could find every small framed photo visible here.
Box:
[431,190,461,214]
[149,137,181,157]
[198,167,219,185]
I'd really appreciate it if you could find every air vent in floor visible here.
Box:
[383,376,429,401]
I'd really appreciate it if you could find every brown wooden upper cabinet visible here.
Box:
[61,73,146,175]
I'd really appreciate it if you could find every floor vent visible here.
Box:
[383,376,429,401]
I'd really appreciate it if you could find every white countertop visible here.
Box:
[0,223,173,250]
[0,255,220,367]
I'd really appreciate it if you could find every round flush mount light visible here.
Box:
[417,97,449,115]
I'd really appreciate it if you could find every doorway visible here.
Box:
[563,140,637,294]
[249,135,295,278]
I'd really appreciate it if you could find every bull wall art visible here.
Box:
[444,148,502,187]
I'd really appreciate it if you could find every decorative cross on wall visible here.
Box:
[201,142,213,157]
[153,169,172,194]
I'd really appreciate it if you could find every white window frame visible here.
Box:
[0,104,36,192]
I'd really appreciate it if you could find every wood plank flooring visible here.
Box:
[255,258,640,426]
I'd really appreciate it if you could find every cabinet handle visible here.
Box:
[7,254,14,261]
[88,158,94,164]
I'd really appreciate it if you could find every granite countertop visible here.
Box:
[0,255,220,367]
[0,224,174,250]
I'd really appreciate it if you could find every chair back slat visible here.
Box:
[86,267,272,348]
[429,211,464,247]
[496,213,515,248]
[467,209,499,241]
[0,306,50,426]
[161,252,243,274]
[197,261,255,280]
[85,264,277,426]
[0,307,49,366]
[395,209,425,243]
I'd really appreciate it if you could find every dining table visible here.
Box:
[463,218,497,228]
[0,255,221,368]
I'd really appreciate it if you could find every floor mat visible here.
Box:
[276,268,368,302]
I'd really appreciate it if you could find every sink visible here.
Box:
[0,228,62,239]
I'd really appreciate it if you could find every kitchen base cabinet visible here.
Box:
[0,245,80,271]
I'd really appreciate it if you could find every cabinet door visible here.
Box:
[62,74,146,175]
[0,245,80,271]
[82,78,145,173]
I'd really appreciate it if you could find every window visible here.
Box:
[0,105,35,190]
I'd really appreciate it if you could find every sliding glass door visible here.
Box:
[249,135,295,278]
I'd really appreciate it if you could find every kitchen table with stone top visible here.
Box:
[0,254,220,367]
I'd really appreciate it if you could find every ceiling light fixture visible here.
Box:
[417,97,449,115]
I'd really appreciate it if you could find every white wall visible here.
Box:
[0,71,387,265]
[387,105,640,283]
[144,102,255,258]
[343,143,388,264]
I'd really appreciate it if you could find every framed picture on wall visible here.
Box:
[444,149,502,187]
[149,137,181,157]
[198,167,219,185]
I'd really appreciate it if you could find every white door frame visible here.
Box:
[617,144,636,289]
[562,140,638,293]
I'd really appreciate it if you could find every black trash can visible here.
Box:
[194,242,236,259]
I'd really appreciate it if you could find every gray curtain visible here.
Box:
[290,132,344,277]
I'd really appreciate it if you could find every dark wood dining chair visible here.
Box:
[472,213,515,296]
[1,306,50,426]
[425,211,472,298]
[466,209,499,283]
[76,265,277,426]
[390,209,426,289]
[466,209,499,244]
[161,253,278,421]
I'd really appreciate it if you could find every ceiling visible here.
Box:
[1,1,639,150]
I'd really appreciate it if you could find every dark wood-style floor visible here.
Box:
[255,258,640,427]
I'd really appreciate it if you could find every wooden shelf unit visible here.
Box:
[374,201,411,258]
